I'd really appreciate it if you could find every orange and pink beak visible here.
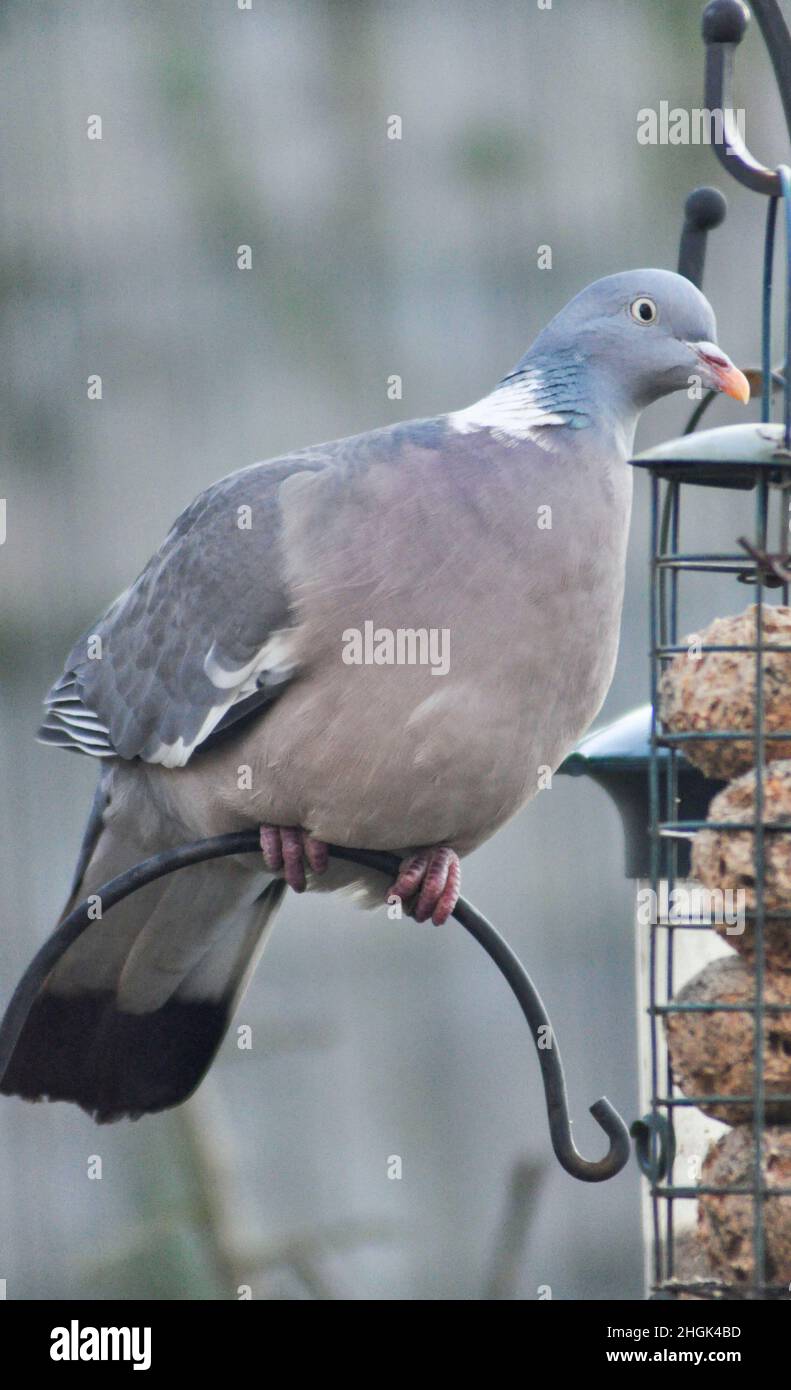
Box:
[689,341,751,404]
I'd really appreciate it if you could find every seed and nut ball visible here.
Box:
[658,606,791,779]
[699,1127,791,1287]
[713,913,791,974]
[692,761,791,970]
[665,956,791,1124]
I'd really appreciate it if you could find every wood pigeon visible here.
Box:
[0,268,749,1121]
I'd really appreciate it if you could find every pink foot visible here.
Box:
[259,824,329,893]
[389,846,461,925]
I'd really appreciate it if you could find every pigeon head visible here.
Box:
[528,268,749,416]
[450,268,748,447]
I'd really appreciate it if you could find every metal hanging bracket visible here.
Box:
[703,0,791,196]
[0,834,631,1184]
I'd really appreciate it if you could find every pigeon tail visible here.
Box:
[0,779,284,1122]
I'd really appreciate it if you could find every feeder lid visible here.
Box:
[559,704,656,775]
[630,422,791,487]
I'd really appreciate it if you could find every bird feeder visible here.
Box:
[562,0,791,1300]
[634,416,791,1300]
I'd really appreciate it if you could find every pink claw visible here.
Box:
[259,825,329,893]
[389,846,461,926]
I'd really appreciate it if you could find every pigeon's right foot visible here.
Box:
[259,825,329,893]
[389,846,461,926]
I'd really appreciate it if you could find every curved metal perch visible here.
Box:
[0,833,631,1183]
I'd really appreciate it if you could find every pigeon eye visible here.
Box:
[630,296,658,324]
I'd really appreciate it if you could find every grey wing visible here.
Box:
[39,451,329,766]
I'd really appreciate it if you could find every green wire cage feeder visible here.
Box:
[566,0,791,1300]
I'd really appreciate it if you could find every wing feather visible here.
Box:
[39,452,329,764]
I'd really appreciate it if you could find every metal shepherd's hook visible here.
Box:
[703,0,791,195]
[0,834,631,1183]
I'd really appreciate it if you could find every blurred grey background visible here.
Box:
[0,0,786,1300]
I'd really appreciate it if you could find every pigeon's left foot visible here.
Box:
[259,825,329,893]
[389,846,461,925]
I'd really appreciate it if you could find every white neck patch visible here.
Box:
[448,373,567,448]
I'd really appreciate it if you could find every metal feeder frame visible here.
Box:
[630,0,791,1303]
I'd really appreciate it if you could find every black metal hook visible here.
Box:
[631,1113,677,1184]
[703,0,791,197]
[0,833,631,1184]
[678,185,728,288]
